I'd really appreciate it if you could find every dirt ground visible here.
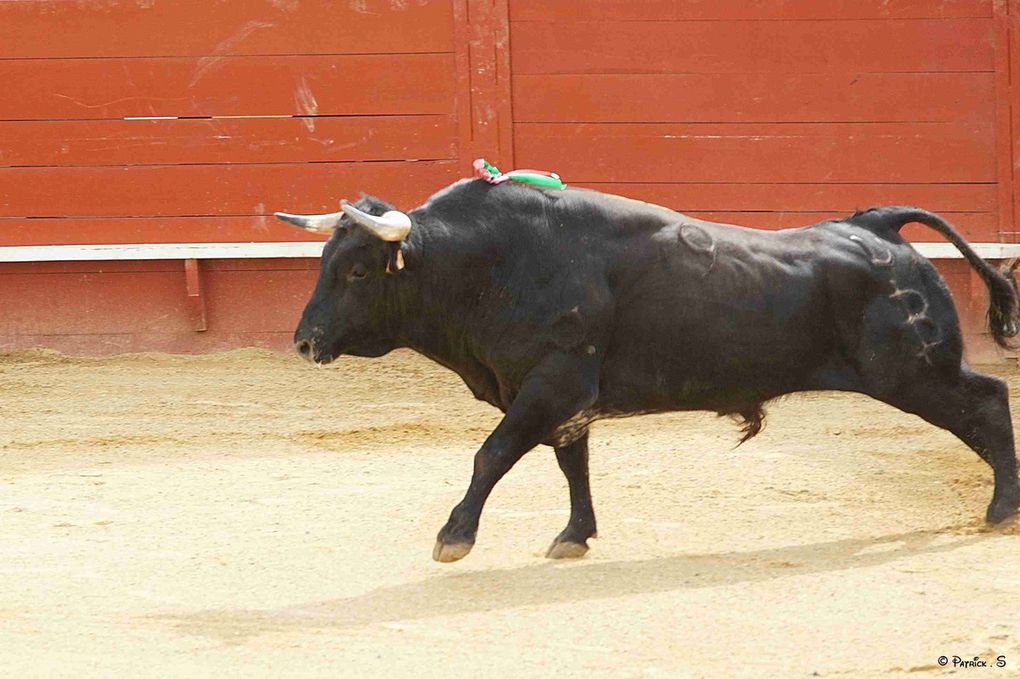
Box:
[1,348,1019,678]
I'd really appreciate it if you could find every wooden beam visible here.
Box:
[454,0,514,167]
[0,242,323,262]
[994,0,1016,242]
[184,258,207,332]
[3,241,1020,264]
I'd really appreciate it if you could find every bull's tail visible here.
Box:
[850,206,1020,348]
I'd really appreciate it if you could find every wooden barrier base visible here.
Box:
[0,256,1011,363]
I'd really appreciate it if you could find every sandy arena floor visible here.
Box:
[1,348,1019,677]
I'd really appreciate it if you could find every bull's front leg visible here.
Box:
[433,351,599,563]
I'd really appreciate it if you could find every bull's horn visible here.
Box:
[273,210,344,234]
[340,199,412,242]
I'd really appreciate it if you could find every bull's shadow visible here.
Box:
[164,525,994,645]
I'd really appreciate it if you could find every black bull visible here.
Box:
[275,179,1020,562]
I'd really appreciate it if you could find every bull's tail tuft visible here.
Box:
[721,403,766,447]
[851,206,1020,349]
[990,258,1020,348]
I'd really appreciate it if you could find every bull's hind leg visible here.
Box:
[547,431,597,559]
[879,368,1020,524]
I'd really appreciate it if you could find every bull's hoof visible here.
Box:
[432,541,473,563]
[546,539,589,560]
[985,499,1019,526]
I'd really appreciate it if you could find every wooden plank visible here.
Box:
[510,0,992,21]
[492,0,514,167]
[0,259,315,276]
[511,19,995,74]
[202,268,319,334]
[514,122,996,183]
[0,260,185,276]
[0,331,300,356]
[453,0,514,167]
[513,73,994,123]
[0,160,462,218]
[0,266,317,341]
[0,54,455,120]
[0,255,995,356]
[0,269,194,336]
[993,0,1015,242]
[184,258,207,332]
[0,217,320,247]
[453,0,473,164]
[1006,0,1020,243]
[573,183,997,213]
[0,243,325,263]
[7,239,1017,265]
[0,0,454,59]
[0,116,456,167]
[1,185,992,246]
[0,179,997,246]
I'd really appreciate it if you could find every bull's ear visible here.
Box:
[340,200,411,242]
[385,243,406,273]
[273,210,344,234]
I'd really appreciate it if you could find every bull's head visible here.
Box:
[274,196,412,364]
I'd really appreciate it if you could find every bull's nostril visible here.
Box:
[295,339,313,359]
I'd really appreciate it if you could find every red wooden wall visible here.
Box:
[1,0,1017,359]
[0,0,465,246]
[511,0,1001,242]
[0,0,512,354]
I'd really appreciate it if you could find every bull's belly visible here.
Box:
[594,263,837,415]
[594,326,831,416]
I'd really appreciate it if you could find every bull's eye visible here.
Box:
[348,263,368,281]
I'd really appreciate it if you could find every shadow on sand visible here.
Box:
[163,526,990,644]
